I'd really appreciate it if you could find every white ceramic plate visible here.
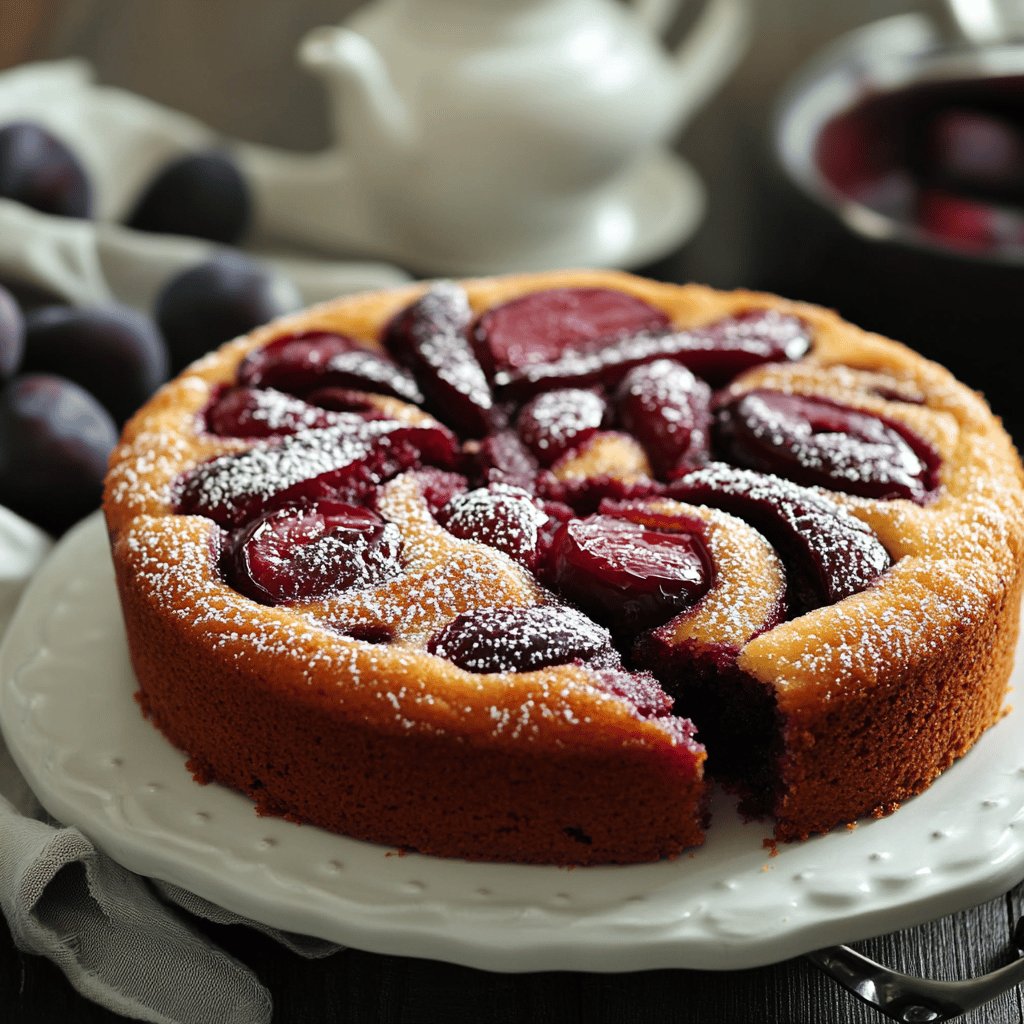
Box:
[3,513,1024,972]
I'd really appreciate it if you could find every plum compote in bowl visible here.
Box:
[770,12,1024,383]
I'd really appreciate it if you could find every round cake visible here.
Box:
[103,270,1024,865]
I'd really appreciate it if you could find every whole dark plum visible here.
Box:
[156,253,301,372]
[23,305,169,424]
[127,150,252,245]
[0,284,24,379]
[0,121,92,218]
[0,374,118,534]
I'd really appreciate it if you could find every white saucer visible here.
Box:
[3,513,1024,972]
[251,148,704,278]
[394,150,707,277]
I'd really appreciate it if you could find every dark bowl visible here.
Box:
[764,13,1024,434]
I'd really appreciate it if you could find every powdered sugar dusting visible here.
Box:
[178,424,389,526]
[655,503,786,650]
[117,508,686,747]
[437,484,549,566]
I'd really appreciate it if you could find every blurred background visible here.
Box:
[3,0,927,288]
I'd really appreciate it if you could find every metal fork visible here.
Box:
[806,916,1024,1022]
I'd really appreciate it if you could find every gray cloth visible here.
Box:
[0,506,341,1023]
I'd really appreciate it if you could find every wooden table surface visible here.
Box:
[3,1,1024,1020]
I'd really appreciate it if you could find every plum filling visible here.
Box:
[668,463,891,612]
[226,500,402,605]
[436,483,551,569]
[472,286,670,376]
[715,389,941,503]
[238,330,423,404]
[383,282,495,437]
[495,309,812,397]
[639,638,785,817]
[548,513,713,635]
[615,360,711,475]
[515,388,607,466]
[178,284,945,767]
[428,605,618,674]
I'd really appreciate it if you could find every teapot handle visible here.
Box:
[636,0,752,131]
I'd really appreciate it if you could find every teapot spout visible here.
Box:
[300,26,413,152]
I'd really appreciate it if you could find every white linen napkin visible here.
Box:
[0,505,342,1024]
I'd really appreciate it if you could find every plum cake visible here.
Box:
[103,271,1024,865]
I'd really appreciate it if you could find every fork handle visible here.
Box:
[807,943,1024,1022]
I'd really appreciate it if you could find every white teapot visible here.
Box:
[243,0,750,274]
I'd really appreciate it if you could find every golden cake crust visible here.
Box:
[103,269,1024,864]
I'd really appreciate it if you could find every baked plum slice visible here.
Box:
[516,388,607,466]
[549,511,713,635]
[383,282,495,437]
[177,420,457,527]
[615,360,711,475]
[437,483,552,569]
[667,463,890,612]
[204,386,373,438]
[227,500,402,604]
[473,429,540,490]
[238,331,423,404]
[428,604,618,674]
[435,483,572,569]
[472,287,670,376]
[498,309,811,397]
[715,389,941,503]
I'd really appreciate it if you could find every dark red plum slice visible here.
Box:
[536,473,664,517]
[474,429,539,491]
[498,309,811,397]
[437,483,552,569]
[428,604,618,674]
[516,388,607,466]
[227,500,402,604]
[205,386,345,438]
[473,287,670,376]
[239,331,423,404]
[549,513,713,635]
[667,463,890,611]
[714,389,941,504]
[383,282,494,437]
[616,360,711,475]
[177,420,458,527]
[408,468,468,515]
